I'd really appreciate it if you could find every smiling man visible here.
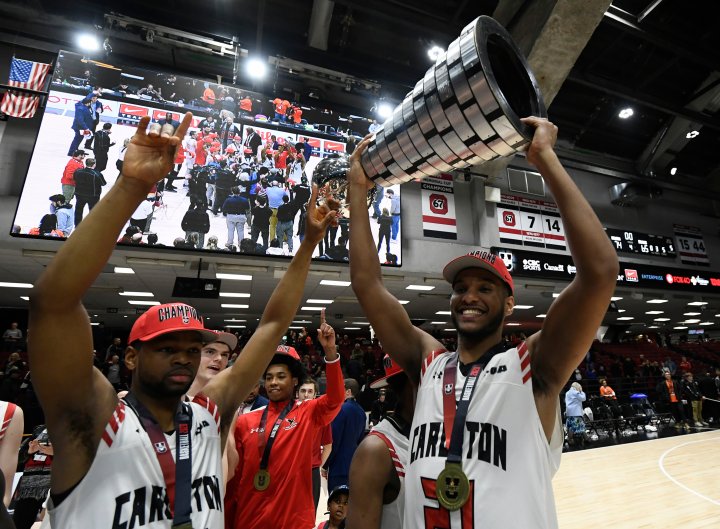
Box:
[225,310,344,529]
[349,117,619,528]
[186,332,237,399]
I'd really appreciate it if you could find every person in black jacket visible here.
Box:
[376,208,392,254]
[243,127,263,161]
[291,176,311,209]
[681,372,707,427]
[212,160,237,215]
[181,204,210,249]
[250,195,272,250]
[276,195,297,252]
[222,187,250,248]
[92,123,115,173]
[656,371,689,430]
[188,166,209,210]
[73,158,107,225]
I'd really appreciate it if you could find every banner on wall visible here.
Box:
[674,224,710,267]
[420,173,457,240]
[497,193,566,251]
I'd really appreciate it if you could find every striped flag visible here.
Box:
[0,58,51,118]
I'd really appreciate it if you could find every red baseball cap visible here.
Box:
[128,303,218,344]
[274,344,300,361]
[370,355,404,389]
[442,249,514,294]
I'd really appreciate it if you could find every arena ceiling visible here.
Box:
[0,0,719,338]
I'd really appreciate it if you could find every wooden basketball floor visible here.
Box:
[553,429,720,528]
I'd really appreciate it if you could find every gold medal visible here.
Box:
[436,463,470,511]
[253,469,271,491]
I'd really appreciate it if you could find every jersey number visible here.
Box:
[421,477,475,529]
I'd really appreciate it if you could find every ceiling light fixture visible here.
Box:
[427,45,445,61]
[610,297,623,301]
[127,300,160,306]
[306,299,333,304]
[646,311,664,315]
[684,319,701,324]
[513,305,534,310]
[344,327,361,330]
[646,299,668,304]
[654,317,671,321]
[683,312,701,316]
[113,267,134,274]
[376,102,393,119]
[300,306,325,311]
[673,326,688,330]
[505,322,521,326]
[670,167,677,176]
[0,282,33,288]
[219,293,251,298]
[687,301,707,306]
[536,314,547,318]
[398,300,410,305]
[430,321,447,325]
[435,311,451,315]
[216,273,252,281]
[221,304,249,309]
[20,296,29,301]
[617,316,634,320]
[699,322,713,326]
[406,285,435,291]
[686,130,700,139]
[119,291,154,297]
[319,280,351,287]
[618,107,634,119]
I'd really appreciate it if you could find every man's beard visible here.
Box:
[138,372,193,399]
[451,306,505,344]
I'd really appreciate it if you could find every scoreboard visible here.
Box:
[605,228,676,258]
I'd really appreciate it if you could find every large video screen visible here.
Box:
[11,51,403,265]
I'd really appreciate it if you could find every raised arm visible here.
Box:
[348,138,441,384]
[29,114,193,492]
[202,184,336,445]
[521,118,619,432]
[312,309,345,425]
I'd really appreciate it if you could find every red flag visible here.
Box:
[0,58,51,118]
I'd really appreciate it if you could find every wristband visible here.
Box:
[324,355,340,364]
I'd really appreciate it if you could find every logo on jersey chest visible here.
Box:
[444,383,454,395]
[284,418,298,431]
[153,442,168,454]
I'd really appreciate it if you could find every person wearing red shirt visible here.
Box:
[274,144,289,171]
[202,83,216,107]
[273,98,285,122]
[225,310,344,529]
[679,356,692,374]
[239,96,253,115]
[165,144,185,192]
[293,105,303,125]
[61,150,86,202]
[298,378,333,511]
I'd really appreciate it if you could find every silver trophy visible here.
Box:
[312,15,545,213]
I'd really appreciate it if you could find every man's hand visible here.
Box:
[348,134,375,192]
[317,309,337,359]
[305,184,338,246]
[121,113,193,188]
[520,116,558,168]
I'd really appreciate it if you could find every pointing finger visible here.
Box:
[320,308,326,326]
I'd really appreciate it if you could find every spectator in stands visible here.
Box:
[325,378,366,490]
[679,356,692,374]
[599,378,621,417]
[103,355,123,392]
[564,382,586,447]
[104,337,123,362]
[623,356,636,378]
[656,371,689,430]
[12,424,51,529]
[698,370,719,424]
[201,82,216,107]
[368,389,388,426]
[681,372,707,427]
[2,323,23,353]
[137,83,163,101]
[663,357,677,375]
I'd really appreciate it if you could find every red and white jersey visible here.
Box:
[48,394,224,529]
[405,344,563,529]
[368,417,409,529]
[0,401,17,441]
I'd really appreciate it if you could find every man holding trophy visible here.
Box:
[337,16,619,529]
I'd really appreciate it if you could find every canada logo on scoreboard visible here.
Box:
[429,193,448,215]
[502,210,516,227]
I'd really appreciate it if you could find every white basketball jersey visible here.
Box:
[368,417,409,529]
[0,400,17,441]
[48,395,224,529]
[405,345,563,529]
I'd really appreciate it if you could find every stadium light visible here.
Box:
[77,34,100,52]
[246,58,267,80]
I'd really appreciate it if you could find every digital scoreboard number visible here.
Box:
[605,228,676,258]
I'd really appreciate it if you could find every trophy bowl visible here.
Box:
[311,153,376,219]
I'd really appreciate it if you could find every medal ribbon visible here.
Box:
[441,342,510,458]
[124,393,193,528]
[257,400,295,471]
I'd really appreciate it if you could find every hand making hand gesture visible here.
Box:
[316,309,338,360]
[121,113,193,188]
